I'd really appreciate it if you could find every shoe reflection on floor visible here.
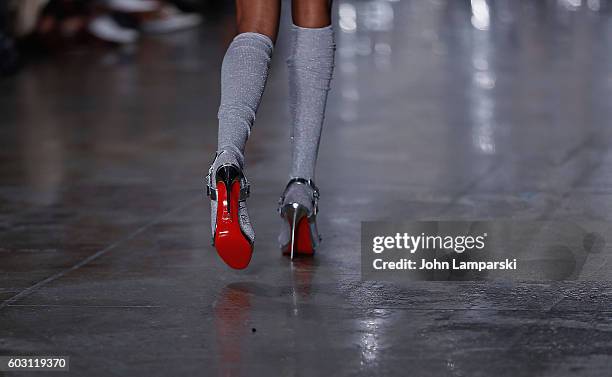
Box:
[213,257,317,374]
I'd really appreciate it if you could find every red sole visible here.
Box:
[214,180,253,269]
[283,216,314,256]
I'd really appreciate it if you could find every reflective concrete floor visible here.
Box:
[2,0,612,375]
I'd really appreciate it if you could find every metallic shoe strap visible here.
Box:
[278,177,320,216]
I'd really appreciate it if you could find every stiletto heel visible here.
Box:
[278,178,321,258]
[206,153,253,269]
[289,204,298,259]
[216,165,239,217]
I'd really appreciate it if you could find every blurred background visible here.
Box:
[3,0,612,221]
[0,0,215,75]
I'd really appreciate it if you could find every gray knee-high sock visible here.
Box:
[288,24,335,180]
[210,32,272,243]
[217,32,274,167]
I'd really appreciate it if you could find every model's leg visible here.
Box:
[278,0,335,256]
[217,0,280,169]
[288,0,334,181]
[291,0,331,28]
[236,0,281,42]
[208,0,280,269]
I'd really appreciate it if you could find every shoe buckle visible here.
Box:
[205,150,222,201]
[312,188,319,216]
[205,171,217,200]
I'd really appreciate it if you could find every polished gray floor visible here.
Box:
[2,0,612,376]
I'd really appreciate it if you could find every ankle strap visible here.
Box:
[278,177,320,215]
[284,177,319,197]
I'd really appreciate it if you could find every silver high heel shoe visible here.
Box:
[278,178,322,259]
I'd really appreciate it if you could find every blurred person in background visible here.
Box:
[206,0,335,269]
[10,0,202,51]
[0,0,21,75]
[89,0,202,44]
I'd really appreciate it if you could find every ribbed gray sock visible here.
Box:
[210,32,273,243]
[278,25,335,248]
[217,32,274,168]
[288,24,335,181]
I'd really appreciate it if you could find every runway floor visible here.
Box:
[2,0,612,375]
